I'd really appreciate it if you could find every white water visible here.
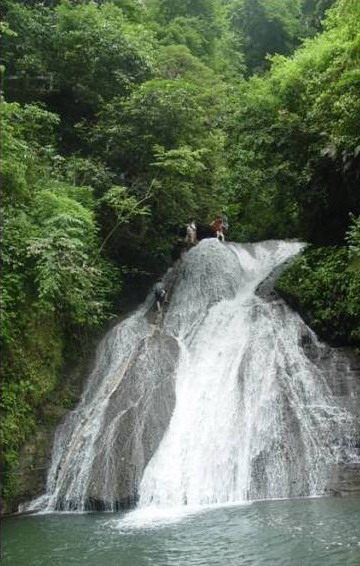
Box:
[26,240,359,513]
[27,302,153,512]
[138,241,358,507]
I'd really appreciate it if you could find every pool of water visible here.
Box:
[3,497,360,566]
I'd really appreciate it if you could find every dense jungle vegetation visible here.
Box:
[1,0,359,507]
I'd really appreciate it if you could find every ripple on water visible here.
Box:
[3,497,360,566]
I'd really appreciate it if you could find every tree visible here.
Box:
[227,0,360,243]
[3,1,156,150]
[228,0,303,73]
[147,0,223,60]
[1,100,118,499]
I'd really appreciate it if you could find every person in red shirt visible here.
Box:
[210,217,225,241]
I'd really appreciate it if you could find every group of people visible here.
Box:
[185,211,229,246]
[154,211,229,313]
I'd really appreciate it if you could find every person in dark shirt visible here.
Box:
[154,279,167,312]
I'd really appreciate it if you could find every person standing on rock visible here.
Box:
[185,220,197,247]
[210,216,225,241]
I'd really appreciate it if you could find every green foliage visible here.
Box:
[155,16,211,59]
[93,78,205,173]
[346,215,360,276]
[154,44,218,84]
[228,0,360,243]
[276,243,360,345]
[55,156,115,197]
[53,1,154,104]
[153,0,221,58]
[1,101,59,205]
[156,0,218,23]
[112,0,147,22]
[227,0,303,74]
[101,185,150,223]
[99,184,151,252]
[151,145,206,226]
[1,100,119,500]
[346,216,360,257]
[301,0,337,36]
[1,311,64,500]
[3,0,156,149]
[89,67,228,264]
[28,186,113,325]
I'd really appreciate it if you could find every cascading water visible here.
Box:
[27,240,359,513]
[139,240,359,507]
[28,298,180,512]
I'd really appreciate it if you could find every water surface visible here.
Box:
[3,497,360,566]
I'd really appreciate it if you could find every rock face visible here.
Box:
[33,320,180,512]
[327,463,360,496]
[257,262,360,497]
[323,348,360,496]
[84,332,179,509]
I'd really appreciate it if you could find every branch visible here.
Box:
[98,182,154,255]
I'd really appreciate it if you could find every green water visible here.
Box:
[2,497,360,566]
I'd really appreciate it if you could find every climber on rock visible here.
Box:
[154,279,167,312]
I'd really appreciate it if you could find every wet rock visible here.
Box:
[326,463,360,496]
[84,332,179,509]
[255,259,360,498]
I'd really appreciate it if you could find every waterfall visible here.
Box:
[27,240,359,512]
[138,240,358,507]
